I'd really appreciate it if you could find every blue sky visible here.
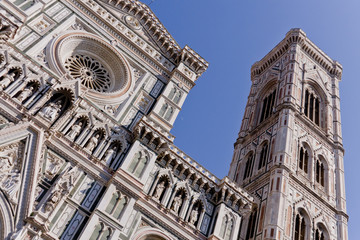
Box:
[145,0,358,238]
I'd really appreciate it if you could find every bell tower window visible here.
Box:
[259,89,276,123]
[304,89,320,126]
[243,153,254,180]
[298,147,309,174]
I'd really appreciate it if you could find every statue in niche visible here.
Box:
[0,72,16,90]
[86,134,99,152]
[17,86,34,102]
[103,146,117,165]
[41,100,62,121]
[171,195,183,213]
[189,207,199,225]
[2,170,20,203]
[153,181,165,200]
[46,154,62,178]
[67,121,83,140]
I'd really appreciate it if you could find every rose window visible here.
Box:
[64,54,111,92]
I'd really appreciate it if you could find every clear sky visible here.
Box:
[145,0,358,238]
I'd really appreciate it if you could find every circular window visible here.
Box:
[47,32,133,104]
[64,54,111,92]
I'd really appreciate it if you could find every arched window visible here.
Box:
[259,89,276,123]
[220,215,233,240]
[315,223,329,240]
[304,89,320,127]
[105,191,128,219]
[159,103,168,117]
[90,222,112,240]
[315,159,325,187]
[258,143,268,170]
[243,153,254,180]
[298,147,309,174]
[245,210,257,240]
[128,151,148,178]
[168,88,176,100]
[168,87,182,104]
[164,106,173,121]
[159,103,174,121]
[294,210,310,240]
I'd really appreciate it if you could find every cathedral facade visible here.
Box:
[0,0,348,240]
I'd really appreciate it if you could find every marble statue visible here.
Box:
[67,121,83,140]
[153,181,165,200]
[0,72,16,90]
[189,207,199,225]
[42,100,62,121]
[171,195,182,213]
[104,146,117,165]
[86,134,100,152]
[17,86,34,102]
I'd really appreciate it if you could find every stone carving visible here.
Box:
[171,195,182,213]
[153,181,165,200]
[86,134,99,152]
[0,151,15,173]
[0,18,14,41]
[189,207,199,225]
[125,15,141,30]
[0,143,23,204]
[41,101,62,121]
[44,167,78,213]
[2,170,20,203]
[133,68,142,80]
[45,152,63,179]
[67,122,82,140]
[104,105,116,115]
[17,86,34,102]
[0,72,16,90]
[103,146,117,165]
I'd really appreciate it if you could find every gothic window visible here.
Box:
[159,103,174,121]
[315,156,327,188]
[168,87,182,104]
[294,211,309,240]
[105,191,128,219]
[298,147,309,174]
[164,106,174,121]
[315,159,324,186]
[315,223,329,240]
[246,210,257,240]
[303,89,320,127]
[220,215,234,240]
[243,153,254,180]
[258,142,268,170]
[90,222,112,240]
[128,151,148,178]
[259,89,276,123]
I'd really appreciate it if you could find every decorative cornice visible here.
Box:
[251,28,342,79]
[99,0,208,77]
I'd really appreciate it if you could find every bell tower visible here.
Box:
[228,29,348,240]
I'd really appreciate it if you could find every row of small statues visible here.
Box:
[0,72,36,102]
[66,122,118,164]
[0,72,62,121]
[153,181,199,225]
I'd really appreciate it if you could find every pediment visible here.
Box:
[98,0,180,59]
[100,4,162,53]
